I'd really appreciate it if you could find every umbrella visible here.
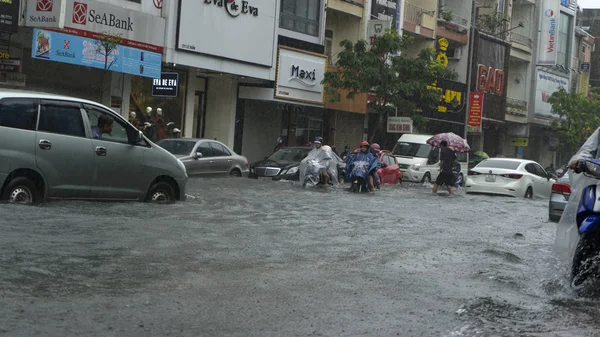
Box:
[426,132,471,153]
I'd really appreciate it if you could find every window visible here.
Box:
[478,160,521,170]
[156,139,196,156]
[197,142,213,157]
[386,155,396,166]
[210,142,231,157]
[557,13,572,68]
[280,0,321,37]
[525,163,536,175]
[38,103,85,137]
[392,142,432,158]
[84,106,129,143]
[533,164,548,178]
[0,99,38,131]
[325,29,333,66]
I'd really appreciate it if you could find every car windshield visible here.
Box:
[157,140,196,156]
[268,148,311,162]
[392,142,431,158]
[476,159,521,170]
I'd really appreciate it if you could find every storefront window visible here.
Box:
[130,70,187,142]
[295,109,324,145]
[280,0,321,37]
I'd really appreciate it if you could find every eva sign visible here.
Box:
[476,64,505,96]
[275,47,327,104]
[152,72,179,98]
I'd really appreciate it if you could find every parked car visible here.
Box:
[250,146,346,182]
[347,150,402,184]
[0,89,187,204]
[156,138,249,177]
[549,172,570,222]
[465,158,556,198]
[392,134,468,183]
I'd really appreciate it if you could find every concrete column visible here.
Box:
[183,75,206,138]
[204,76,238,148]
[106,72,131,118]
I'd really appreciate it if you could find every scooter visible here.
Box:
[348,162,373,193]
[302,159,329,188]
[570,159,600,293]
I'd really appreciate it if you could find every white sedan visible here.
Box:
[465,158,556,198]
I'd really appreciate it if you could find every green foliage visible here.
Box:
[475,12,510,37]
[549,87,600,151]
[322,28,457,133]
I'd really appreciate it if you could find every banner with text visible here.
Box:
[538,0,560,66]
[467,92,483,133]
[32,28,161,78]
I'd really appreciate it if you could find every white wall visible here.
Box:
[507,61,529,101]
[325,10,362,64]
[203,76,238,148]
[182,75,206,138]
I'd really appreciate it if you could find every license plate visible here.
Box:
[485,174,496,182]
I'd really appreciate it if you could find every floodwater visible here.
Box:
[0,178,599,337]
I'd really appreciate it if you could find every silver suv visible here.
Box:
[0,90,187,204]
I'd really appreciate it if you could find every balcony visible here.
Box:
[403,3,436,39]
[327,0,364,18]
[438,11,469,31]
[510,32,532,48]
[506,97,528,116]
[437,11,469,44]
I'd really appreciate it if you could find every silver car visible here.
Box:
[156,138,249,177]
[0,89,188,204]
[549,172,570,222]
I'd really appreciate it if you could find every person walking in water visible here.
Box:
[432,140,457,196]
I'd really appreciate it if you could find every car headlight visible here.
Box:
[411,164,421,171]
[286,167,299,175]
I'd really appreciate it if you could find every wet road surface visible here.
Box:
[1,178,599,337]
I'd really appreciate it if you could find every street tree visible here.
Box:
[322,29,456,142]
[95,32,123,101]
[549,86,600,153]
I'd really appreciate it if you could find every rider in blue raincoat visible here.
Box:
[345,140,379,192]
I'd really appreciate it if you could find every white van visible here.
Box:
[391,134,468,184]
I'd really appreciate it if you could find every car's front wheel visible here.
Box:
[525,187,533,199]
[146,182,176,203]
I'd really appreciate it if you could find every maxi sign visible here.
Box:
[25,0,166,53]
[32,28,161,78]
[538,0,559,66]
[275,47,327,104]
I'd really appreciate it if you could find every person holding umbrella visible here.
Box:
[433,140,457,196]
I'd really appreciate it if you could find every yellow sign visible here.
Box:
[511,138,528,147]
[436,38,449,68]
[0,52,9,59]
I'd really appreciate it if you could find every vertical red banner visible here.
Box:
[468,92,483,133]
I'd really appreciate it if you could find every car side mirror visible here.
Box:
[131,130,143,144]
[193,152,202,159]
[382,162,389,168]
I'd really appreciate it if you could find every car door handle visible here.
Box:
[228,159,232,162]
[209,160,215,164]
[38,139,52,150]
[95,146,107,156]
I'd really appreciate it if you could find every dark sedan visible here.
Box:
[249,147,346,182]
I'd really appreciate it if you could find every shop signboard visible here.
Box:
[387,117,412,133]
[534,69,568,121]
[31,28,161,78]
[538,0,559,66]
[367,20,391,46]
[371,0,402,31]
[0,0,20,33]
[467,92,483,133]
[25,0,166,53]
[152,72,179,98]
[177,0,276,67]
[275,47,327,105]
[580,63,591,72]
[0,72,26,87]
[0,59,21,72]
[511,137,528,147]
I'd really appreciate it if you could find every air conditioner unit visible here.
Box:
[448,47,463,60]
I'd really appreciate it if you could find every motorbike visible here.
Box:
[569,159,600,294]
[347,161,374,193]
[302,159,329,188]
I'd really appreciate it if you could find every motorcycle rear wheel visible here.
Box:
[571,229,600,295]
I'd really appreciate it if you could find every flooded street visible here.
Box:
[1,178,599,337]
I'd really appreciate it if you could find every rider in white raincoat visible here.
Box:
[555,129,600,264]
[299,137,339,187]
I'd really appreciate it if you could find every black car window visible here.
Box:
[157,140,196,155]
[38,102,85,138]
[525,163,536,174]
[0,99,38,131]
[197,142,213,157]
[533,164,547,177]
[210,142,231,156]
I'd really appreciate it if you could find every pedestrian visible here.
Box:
[340,145,350,160]
[432,140,456,196]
